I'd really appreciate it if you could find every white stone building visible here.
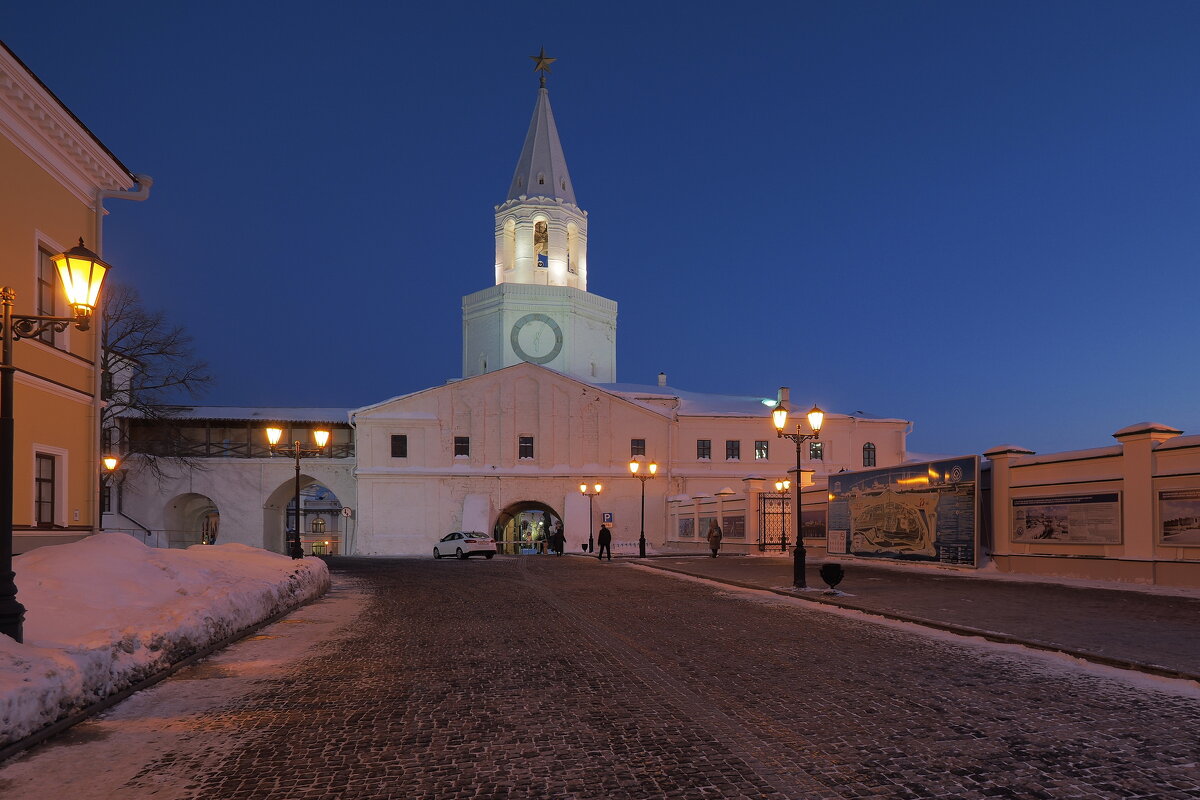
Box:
[109,70,912,556]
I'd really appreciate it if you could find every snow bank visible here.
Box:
[0,533,329,747]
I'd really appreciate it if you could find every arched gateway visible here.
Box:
[494,501,562,555]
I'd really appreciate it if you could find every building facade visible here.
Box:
[1,41,149,553]
[110,72,911,556]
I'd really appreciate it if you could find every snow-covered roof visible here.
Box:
[596,381,908,422]
[121,406,352,424]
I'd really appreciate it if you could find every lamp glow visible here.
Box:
[51,239,110,318]
[629,459,639,475]
[594,483,602,493]
[265,427,283,447]
[102,456,119,471]
[807,405,825,434]
[648,461,658,475]
[313,429,331,448]
[771,402,788,432]
[579,483,587,494]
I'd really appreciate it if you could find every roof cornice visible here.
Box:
[0,41,135,206]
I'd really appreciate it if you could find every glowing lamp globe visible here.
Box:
[51,239,111,323]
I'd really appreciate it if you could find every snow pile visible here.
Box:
[0,533,329,747]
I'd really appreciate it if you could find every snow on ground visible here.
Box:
[0,533,329,748]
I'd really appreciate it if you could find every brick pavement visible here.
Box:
[638,555,1200,680]
[4,556,1199,799]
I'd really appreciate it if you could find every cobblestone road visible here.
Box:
[6,556,1200,799]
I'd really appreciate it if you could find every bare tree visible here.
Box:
[101,283,213,481]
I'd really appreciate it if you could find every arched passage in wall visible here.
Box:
[163,492,219,549]
[493,500,562,556]
[263,476,346,555]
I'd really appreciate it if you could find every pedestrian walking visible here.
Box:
[706,519,723,558]
[551,521,565,555]
[597,524,612,561]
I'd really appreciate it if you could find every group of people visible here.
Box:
[515,517,727,560]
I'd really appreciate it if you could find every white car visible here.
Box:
[433,531,496,560]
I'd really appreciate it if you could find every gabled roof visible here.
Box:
[119,406,351,424]
[506,87,576,205]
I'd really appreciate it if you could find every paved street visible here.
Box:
[2,555,1199,799]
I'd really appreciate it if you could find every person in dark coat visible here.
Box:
[706,519,723,558]
[551,521,565,555]
[596,524,613,561]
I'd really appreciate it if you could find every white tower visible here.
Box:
[462,52,617,382]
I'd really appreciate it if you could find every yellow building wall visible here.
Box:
[0,133,102,551]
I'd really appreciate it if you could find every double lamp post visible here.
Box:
[771,401,824,589]
[2,240,112,642]
[266,426,330,559]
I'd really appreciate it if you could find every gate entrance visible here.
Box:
[494,501,562,555]
[758,492,790,552]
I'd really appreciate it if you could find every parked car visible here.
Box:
[433,531,496,560]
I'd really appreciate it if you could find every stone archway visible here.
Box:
[494,500,562,556]
[163,492,219,549]
[263,477,346,556]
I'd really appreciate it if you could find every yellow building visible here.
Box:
[1,41,149,553]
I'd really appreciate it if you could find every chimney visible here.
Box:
[777,386,790,406]
[658,372,667,387]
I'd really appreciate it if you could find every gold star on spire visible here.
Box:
[530,47,556,87]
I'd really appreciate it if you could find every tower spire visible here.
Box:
[507,50,575,205]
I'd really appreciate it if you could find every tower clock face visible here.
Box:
[510,313,563,364]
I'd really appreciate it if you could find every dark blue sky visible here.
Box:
[7,2,1200,456]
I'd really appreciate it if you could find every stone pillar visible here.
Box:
[1113,423,1181,561]
[982,445,1035,566]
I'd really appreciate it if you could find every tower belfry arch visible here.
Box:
[462,51,618,383]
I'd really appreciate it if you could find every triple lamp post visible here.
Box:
[266,426,331,559]
[771,400,824,589]
[2,239,112,642]
[628,456,657,558]
[578,482,602,553]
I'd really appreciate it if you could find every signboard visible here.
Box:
[827,530,849,555]
[1159,488,1200,546]
[723,515,746,539]
[602,512,613,524]
[827,456,979,566]
[801,508,826,540]
[340,507,353,518]
[1011,493,1121,544]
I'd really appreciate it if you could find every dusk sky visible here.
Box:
[6,2,1200,457]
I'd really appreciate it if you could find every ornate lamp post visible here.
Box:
[266,426,331,559]
[579,482,602,553]
[100,456,121,532]
[771,400,824,589]
[628,457,657,558]
[2,239,112,641]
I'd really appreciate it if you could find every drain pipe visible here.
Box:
[92,175,154,535]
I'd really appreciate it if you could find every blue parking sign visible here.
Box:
[602,512,613,524]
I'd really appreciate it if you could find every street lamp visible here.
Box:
[579,482,602,553]
[266,426,331,559]
[100,456,121,532]
[2,239,112,642]
[771,400,824,588]
[628,457,657,558]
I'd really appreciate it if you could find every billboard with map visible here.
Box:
[826,456,979,566]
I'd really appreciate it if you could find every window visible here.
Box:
[100,484,113,513]
[755,440,769,460]
[697,439,712,460]
[454,436,470,457]
[631,438,646,457]
[311,517,326,534]
[35,453,55,525]
[863,442,877,467]
[725,440,740,460]
[518,436,534,459]
[535,221,548,268]
[390,434,408,458]
[809,441,824,461]
[37,248,58,346]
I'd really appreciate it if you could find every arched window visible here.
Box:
[311,517,327,534]
[503,218,516,271]
[534,220,548,268]
[566,222,577,273]
[862,442,876,468]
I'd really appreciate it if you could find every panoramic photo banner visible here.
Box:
[827,456,979,566]
[1011,493,1121,544]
